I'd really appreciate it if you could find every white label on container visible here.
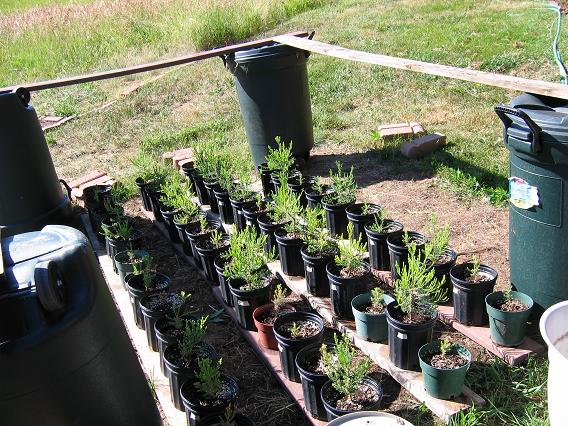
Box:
[278,344,284,352]
[453,287,459,294]
[369,240,375,246]
[130,297,135,304]
[190,412,197,420]
[218,201,224,207]
[238,300,250,307]
[246,220,253,226]
[509,177,539,209]
[330,284,339,291]
[306,266,313,273]
[397,332,407,340]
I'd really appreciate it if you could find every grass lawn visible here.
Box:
[1,1,553,424]
[0,0,92,13]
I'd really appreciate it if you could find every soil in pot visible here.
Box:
[296,344,329,420]
[326,262,370,320]
[155,313,196,376]
[322,199,354,239]
[114,249,149,290]
[305,185,334,210]
[486,290,533,347]
[195,234,230,284]
[301,246,337,297]
[257,213,288,257]
[320,377,382,421]
[418,341,471,399]
[386,231,427,282]
[273,312,324,382]
[229,275,274,331]
[180,375,239,426]
[352,292,395,342]
[364,220,404,271]
[214,188,234,225]
[164,342,217,411]
[274,228,305,276]
[252,303,296,350]
[140,291,188,351]
[386,301,437,371]
[125,272,171,329]
[345,203,382,243]
[450,262,498,326]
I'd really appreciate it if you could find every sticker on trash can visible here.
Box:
[509,177,539,209]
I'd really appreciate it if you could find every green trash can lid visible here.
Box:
[230,42,308,64]
[506,93,568,144]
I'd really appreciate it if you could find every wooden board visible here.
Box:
[273,35,568,100]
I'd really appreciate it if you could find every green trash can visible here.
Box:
[225,43,314,168]
[495,93,568,311]
[0,88,72,237]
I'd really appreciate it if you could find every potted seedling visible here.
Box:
[131,149,169,212]
[195,229,230,284]
[242,193,271,234]
[185,216,224,268]
[305,176,334,210]
[273,311,324,382]
[253,283,296,350]
[486,283,533,347]
[288,174,317,207]
[101,216,144,273]
[227,229,276,331]
[154,291,193,375]
[214,162,236,225]
[386,230,428,281]
[295,343,331,420]
[159,173,187,242]
[326,223,370,320]
[301,207,339,296]
[228,164,257,231]
[386,242,448,370]
[114,248,150,289]
[139,290,192,352]
[345,202,382,243]
[320,333,382,420]
[426,214,457,299]
[172,194,203,256]
[191,142,214,205]
[180,358,239,426]
[322,162,358,238]
[199,405,255,426]
[450,255,498,326]
[197,141,224,214]
[352,287,395,342]
[125,256,171,329]
[364,209,404,271]
[266,136,297,191]
[418,337,472,399]
[257,183,292,257]
[273,183,306,276]
[164,316,216,410]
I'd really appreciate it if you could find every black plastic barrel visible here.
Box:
[225,44,314,168]
[0,89,72,237]
[0,225,160,425]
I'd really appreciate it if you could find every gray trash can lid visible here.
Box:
[231,42,308,63]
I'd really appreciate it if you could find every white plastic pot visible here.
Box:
[327,411,413,426]
[540,300,568,426]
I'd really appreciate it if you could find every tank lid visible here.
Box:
[231,42,305,63]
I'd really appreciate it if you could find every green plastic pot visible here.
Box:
[486,291,533,347]
[418,341,471,399]
[351,293,394,342]
[114,250,149,290]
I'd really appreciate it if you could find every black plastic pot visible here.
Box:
[106,229,144,273]
[139,291,181,351]
[386,301,436,370]
[273,312,324,382]
[160,205,181,243]
[214,255,233,307]
[89,207,110,243]
[301,247,336,297]
[322,199,354,238]
[199,413,255,426]
[83,183,113,212]
[270,169,300,192]
[185,220,223,268]
[258,162,273,197]
[242,202,268,234]
[114,249,149,290]
[288,175,316,207]
[274,228,305,276]
[154,313,196,376]
[326,262,370,320]
[364,220,404,270]
[173,218,193,256]
[181,162,195,192]
[191,170,209,205]
[147,187,164,222]
[305,185,334,210]
[228,277,273,331]
[386,231,428,282]
[204,180,220,214]
[450,263,498,326]
[195,236,230,284]
[181,375,239,426]
[433,248,458,300]
[135,178,154,211]
[230,196,255,232]
[163,342,216,410]
[296,344,329,420]
[345,203,382,243]
[257,213,288,257]
[125,272,171,329]
[320,377,383,421]
[213,188,234,225]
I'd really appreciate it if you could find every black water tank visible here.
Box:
[0,225,161,425]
